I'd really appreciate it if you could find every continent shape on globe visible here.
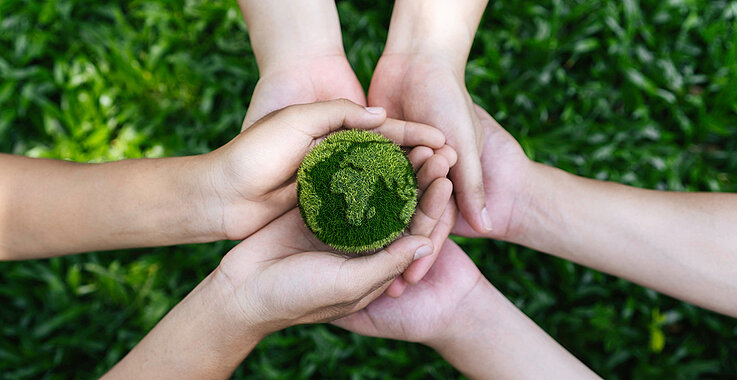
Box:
[297,130,418,253]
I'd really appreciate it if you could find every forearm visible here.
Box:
[430,279,598,379]
[515,163,737,317]
[384,0,489,69]
[0,154,224,259]
[237,0,345,73]
[104,271,262,379]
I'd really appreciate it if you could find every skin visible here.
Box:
[448,106,737,318]
[236,0,365,129]
[335,240,600,380]
[369,0,492,236]
[103,143,454,379]
[0,99,447,260]
[342,105,736,377]
[6,0,734,376]
[237,0,488,292]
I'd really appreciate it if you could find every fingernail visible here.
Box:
[365,106,384,115]
[481,207,493,231]
[414,245,433,260]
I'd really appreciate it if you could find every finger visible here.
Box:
[273,99,387,138]
[338,235,433,296]
[416,155,450,191]
[241,99,387,190]
[446,102,492,233]
[403,197,457,284]
[434,145,458,167]
[385,277,408,298]
[352,278,396,310]
[371,118,446,149]
[401,182,454,286]
[407,146,434,171]
[410,178,453,238]
[450,152,491,234]
[331,308,381,337]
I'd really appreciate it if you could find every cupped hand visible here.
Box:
[243,54,365,130]
[211,148,453,334]
[451,104,533,241]
[332,239,486,346]
[369,54,489,234]
[205,99,447,241]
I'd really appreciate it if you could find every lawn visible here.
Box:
[1,0,736,378]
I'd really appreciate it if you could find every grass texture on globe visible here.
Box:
[297,129,418,253]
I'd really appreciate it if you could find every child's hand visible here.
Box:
[451,104,532,241]
[333,240,483,345]
[333,240,599,379]
[102,114,454,378]
[105,149,453,379]
[211,146,452,334]
[204,99,447,241]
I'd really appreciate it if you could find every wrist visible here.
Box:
[507,162,578,254]
[425,276,497,351]
[165,154,230,243]
[203,268,270,346]
[239,0,346,74]
[425,278,502,363]
[105,271,263,379]
[210,261,284,338]
[383,0,488,70]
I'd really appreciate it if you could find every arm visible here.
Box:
[236,0,365,128]
[1,100,446,260]
[237,0,343,72]
[0,153,222,260]
[101,271,261,379]
[383,0,489,68]
[512,163,737,317]
[104,144,454,379]
[368,0,492,281]
[434,275,597,379]
[335,240,599,379]
[452,105,737,318]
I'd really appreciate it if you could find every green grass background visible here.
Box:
[1,0,736,378]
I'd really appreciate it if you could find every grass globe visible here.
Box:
[297,129,418,253]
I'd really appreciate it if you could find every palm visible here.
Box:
[369,54,488,232]
[219,209,352,324]
[215,146,453,329]
[452,105,532,240]
[369,55,482,148]
[243,55,365,130]
[333,240,483,343]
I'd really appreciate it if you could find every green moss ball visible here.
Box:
[297,129,418,253]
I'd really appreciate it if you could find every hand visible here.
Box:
[368,54,486,288]
[212,149,453,334]
[369,54,490,234]
[451,104,533,241]
[243,54,365,130]
[236,0,365,130]
[104,140,455,380]
[334,240,600,379]
[333,240,483,345]
[204,99,447,241]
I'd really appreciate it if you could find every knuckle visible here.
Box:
[333,283,360,305]
[277,104,301,122]
[335,98,354,107]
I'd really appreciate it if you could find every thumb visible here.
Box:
[237,99,387,190]
[271,99,387,138]
[451,151,492,234]
[339,236,434,297]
